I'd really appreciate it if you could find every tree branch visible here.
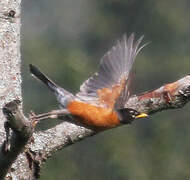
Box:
[127,75,190,113]
[1,72,190,179]
[25,75,190,178]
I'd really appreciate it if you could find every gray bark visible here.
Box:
[1,0,190,179]
[0,0,21,129]
[0,0,29,179]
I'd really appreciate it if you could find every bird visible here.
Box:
[29,34,148,130]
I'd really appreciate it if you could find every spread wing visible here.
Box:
[76,34,145,109]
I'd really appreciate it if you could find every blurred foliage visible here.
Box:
[21,0,190,179]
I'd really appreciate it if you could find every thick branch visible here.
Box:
[26,75,190,178]
[0,0,25,179]
[0,100,33,179]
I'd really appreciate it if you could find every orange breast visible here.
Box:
[67,101,120,128]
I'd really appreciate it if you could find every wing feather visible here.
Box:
[76,34,145,108]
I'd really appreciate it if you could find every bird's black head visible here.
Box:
[116,108,148,124]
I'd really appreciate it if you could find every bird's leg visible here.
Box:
[30,109,69,126]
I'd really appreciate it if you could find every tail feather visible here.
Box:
[29,64,74,107]
[29,64,59,93]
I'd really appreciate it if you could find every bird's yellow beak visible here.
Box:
[135,113,148,119]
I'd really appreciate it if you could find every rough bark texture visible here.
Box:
[0,0,21,131]
[1,0,190,179]
[0,0,28,179]
[0,100,33,179]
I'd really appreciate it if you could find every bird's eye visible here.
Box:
[129,109,139,116]
[132,115,135,118]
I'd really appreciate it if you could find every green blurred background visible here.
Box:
[22,0,190,179]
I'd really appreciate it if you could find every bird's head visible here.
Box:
[116,108,148,124]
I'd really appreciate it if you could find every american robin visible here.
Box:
[29,34,148,129]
